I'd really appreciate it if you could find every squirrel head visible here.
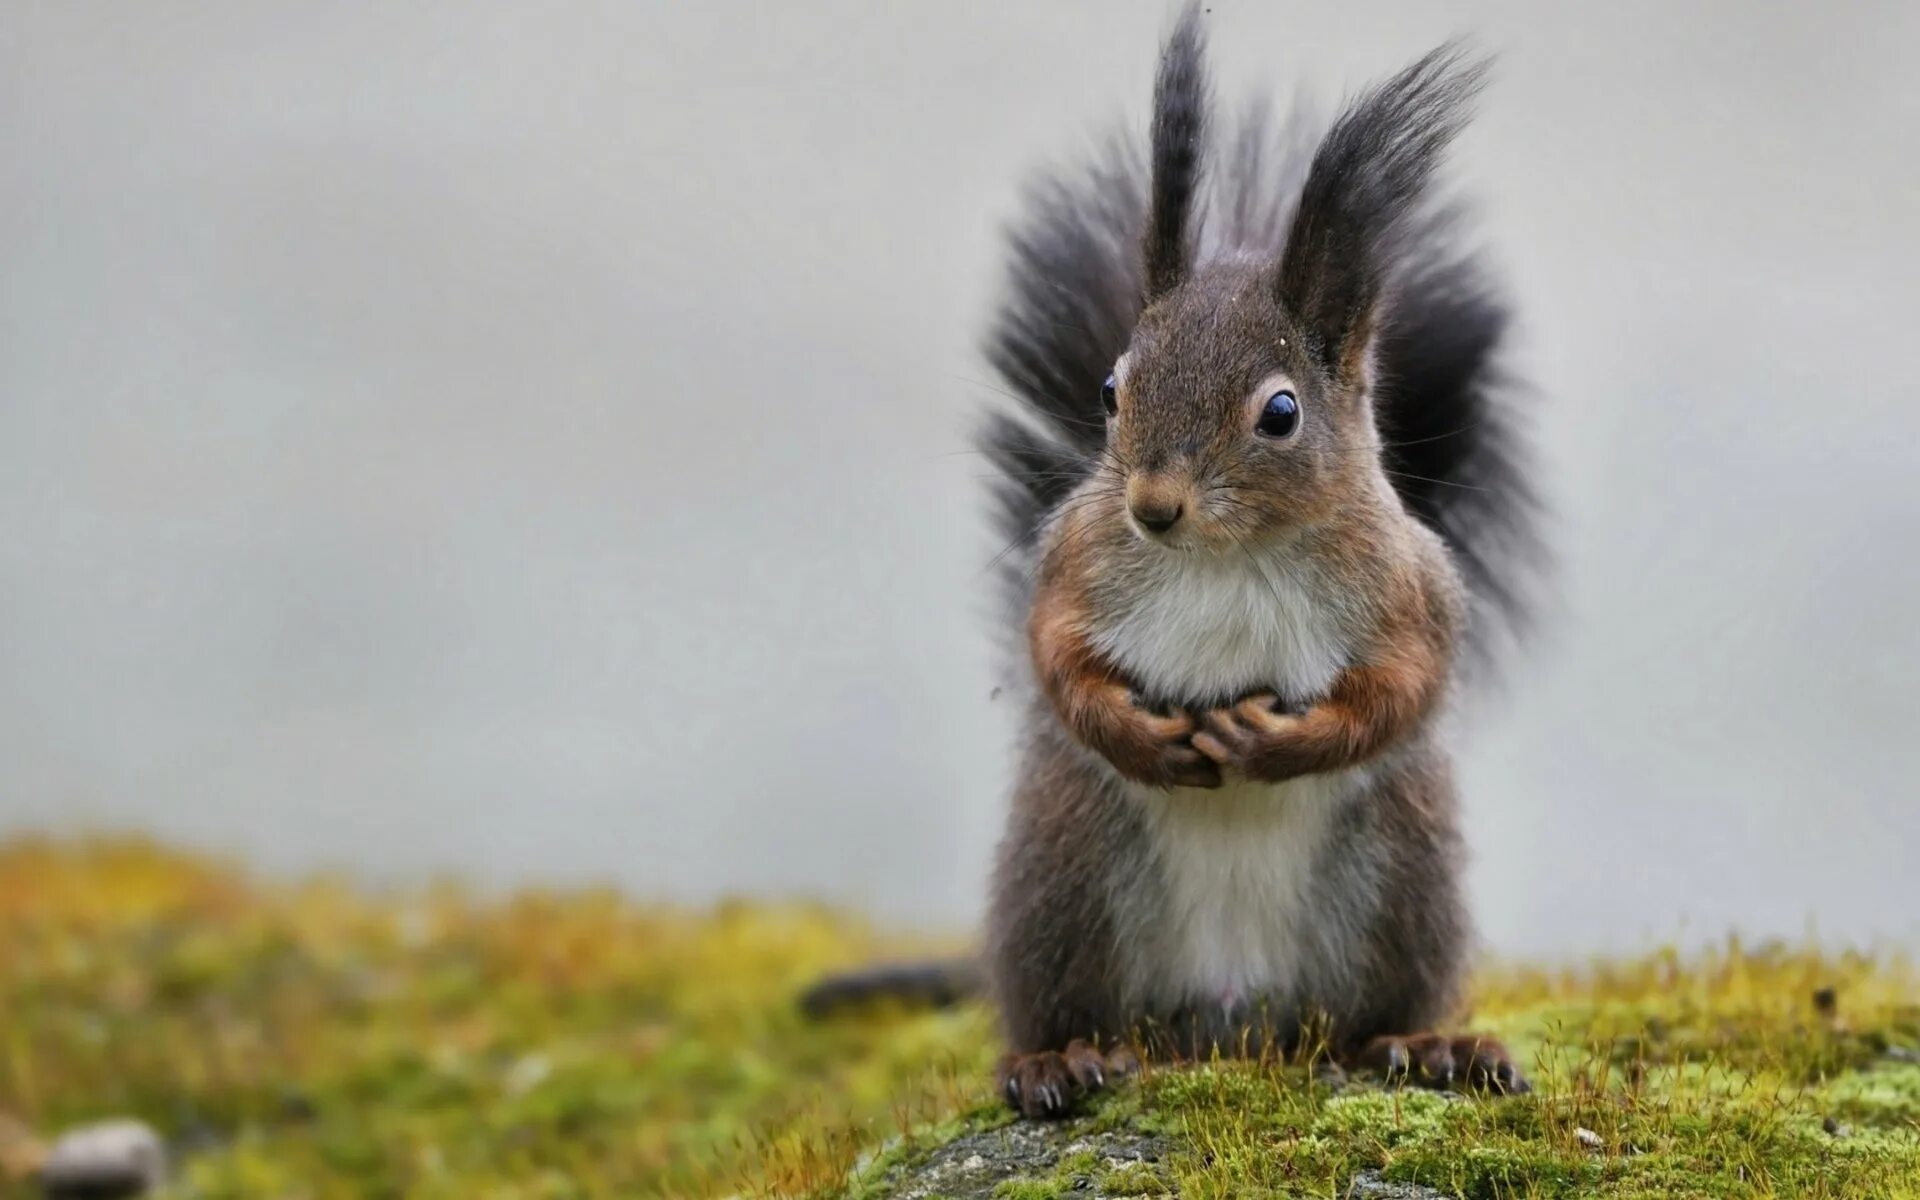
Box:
[1092,8,1484,556]
[1104,264,1364,551]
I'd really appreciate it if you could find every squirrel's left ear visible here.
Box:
[1276,45,1486,385]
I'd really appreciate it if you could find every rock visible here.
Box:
[856,1120,1172,1200]
[1823,1115,1851,1138]
[1575,1127,1604,1151]
[859,1120,1458,1199]
[1349,1171,1451,1198]
[38,1119,166,1199]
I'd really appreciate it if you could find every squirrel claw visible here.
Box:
[1356,1033,1529,1096]
[1193,693,1304,778]
[1095,687,1220,788]
[1190,730,1231,761]
[1161,749,1223,789]
[997,1041,1139,1120]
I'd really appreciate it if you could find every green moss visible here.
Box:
[1094,1161,1173,1195]
[0,839,1917,1199]
[1828,1062,1920,1127]
[1131,1046,1920,1200]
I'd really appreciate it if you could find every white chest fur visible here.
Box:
[1090,545,1349,706]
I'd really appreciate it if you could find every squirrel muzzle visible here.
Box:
[1126,472,1193,538]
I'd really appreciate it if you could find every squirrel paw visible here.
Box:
[1095,688,1222,789]
[1192,693,1310,782]
[997,1039,1141,1119]
[1356,1032,1531,1095]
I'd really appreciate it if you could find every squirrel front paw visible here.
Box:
[1085,685,1222,789]
[1192,692,1315,782]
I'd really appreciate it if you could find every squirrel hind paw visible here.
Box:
[1357,1032,1530,1095]
[996,1040,1137,1119]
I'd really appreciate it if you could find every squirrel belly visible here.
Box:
[1119,767,1380,1031]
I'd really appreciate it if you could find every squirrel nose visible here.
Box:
[1129,497,1184,534]
[1127,475,1188,535]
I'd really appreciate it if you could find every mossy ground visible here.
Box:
[0,839,1916,1199]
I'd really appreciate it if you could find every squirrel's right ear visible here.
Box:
[1276,45,1486,384]
[1143,4,1208,300]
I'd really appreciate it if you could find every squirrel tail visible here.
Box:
[978,8,1541,671]
[797,957,982,1020]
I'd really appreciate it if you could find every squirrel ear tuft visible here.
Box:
[1143,3,1209,300]
[1277,44,1487,381]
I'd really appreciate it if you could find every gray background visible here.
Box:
[3,1,1916,958]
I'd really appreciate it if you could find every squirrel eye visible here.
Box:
[1100,373,1118,417]
[1256,390,1299,438]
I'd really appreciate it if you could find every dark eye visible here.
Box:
[1100,373,1118,417]
[1256,390,1299,438]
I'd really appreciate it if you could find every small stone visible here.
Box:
[1885,1046,1920,1064]
[1350,1170,1452,1198]
[38,1119,165,1199]
[1574,1127,1604,1151]
[1823,1116,1850,1138]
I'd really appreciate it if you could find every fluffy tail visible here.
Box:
[978,8,1541,668]
[797,957,981,1020]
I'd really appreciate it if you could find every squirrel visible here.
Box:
[804,5,1542,1120]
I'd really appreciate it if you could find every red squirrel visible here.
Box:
[807,6,1542,1119]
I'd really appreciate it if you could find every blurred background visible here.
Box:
[2,0,1916,960]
